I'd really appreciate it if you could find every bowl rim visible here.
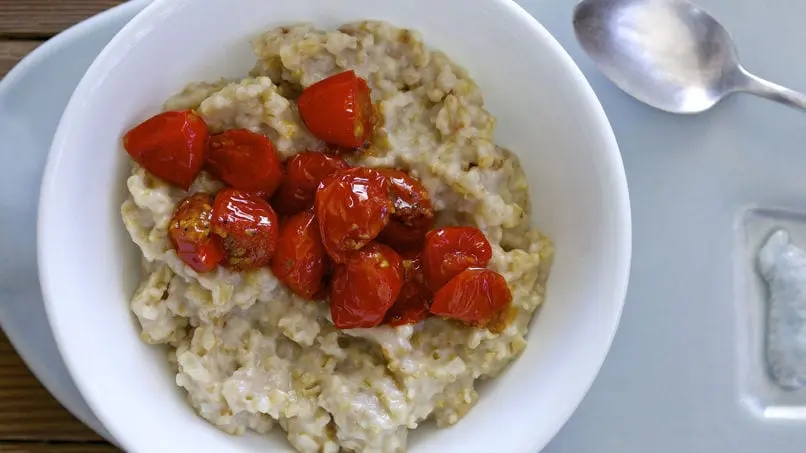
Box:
[37,0,632,451]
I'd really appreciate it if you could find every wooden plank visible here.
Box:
[0,332,104,442]
[0,443,119,453]
[0,41,40,78]
[0,0,125,38]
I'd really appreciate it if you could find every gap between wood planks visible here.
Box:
[0,0,125,39]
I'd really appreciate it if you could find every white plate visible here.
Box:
[0,0,151,442]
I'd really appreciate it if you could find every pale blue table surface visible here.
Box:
[524,0,806,451]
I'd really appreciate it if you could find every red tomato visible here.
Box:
[271,209,328,299]
[422,227,493,290]
[123,110,208,189]
[430,268,512,328]
[384,251,432,326]
[206,129,284,198]
[297,70,376,148]
[210,188,279,270]
[315,167,392,263]
[376,169,435,251]
[272,151,349,214]
[330,243,403,329]
[168,193,225,273]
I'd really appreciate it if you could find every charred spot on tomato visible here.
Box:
[210,189,279,270]
[168,193,224,273]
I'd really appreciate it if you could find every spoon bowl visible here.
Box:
[573,0,806,113]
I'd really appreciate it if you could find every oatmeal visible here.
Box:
[121,20,553,453]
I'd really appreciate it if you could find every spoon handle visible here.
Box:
[739,69,806,111]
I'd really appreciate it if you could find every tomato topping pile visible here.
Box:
[331,243,403,329]
[206,129,284,198]
[315,167,392,263]
[272,151,349,214]
[122,71,513,331]
[298,70,376,149]
[123,110,208,189]
[271,209,329,300]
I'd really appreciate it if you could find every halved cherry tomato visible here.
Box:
[330,243,403,329]
[168,193,224,273]
[384,251,432,326]
[270,209,328,300]
[210,188,279,270]
[123,110,208,189]
[315,167,392,263]
[422,226,493,290]
[206,129,284,198]
[297,70,375,148]
[271,151,349,214]
[430,268,512,328]
[376,169,435,251]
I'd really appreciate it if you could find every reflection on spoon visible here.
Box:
[573,0,806,113]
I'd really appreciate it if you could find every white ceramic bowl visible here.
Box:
[38,0,631,452]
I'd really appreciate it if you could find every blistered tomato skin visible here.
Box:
[422,226,493,291]
[297,70,376,148]
[315,167,392,263]
[210,189,279,271]
[430,268,512,328]
[206,129,284,198]
[384,251,432,326]
[376,169,435,251]
[330,243,404,329]
[123,110,208,190]
[168,193,225,273]
[271,209,328,300]
[272,151,349,214]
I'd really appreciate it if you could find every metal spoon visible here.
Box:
[572,0,806,114]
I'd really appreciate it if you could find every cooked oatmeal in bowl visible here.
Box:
[120,20,553,452]
[39,1,631,452]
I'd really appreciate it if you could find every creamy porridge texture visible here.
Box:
[121,21,553,453]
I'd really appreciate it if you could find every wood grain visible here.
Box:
[0,41,40,78]
[0,332,104,442]
[0,443,118,453]
[0,0,125,38]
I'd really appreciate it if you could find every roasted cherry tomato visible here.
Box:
[271,209,328,299]
[430,268,512,328]
[123,110,208,189]
[330,243,403,329]
[210,188,279,270]
[315,167,392,263]
[206,129,284,198]
[297,70,375,148]
[384,251,432,326]
[168,193,225,273]
[376,169,435,251]
[422,226,493,290]
[272,151,349,214]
